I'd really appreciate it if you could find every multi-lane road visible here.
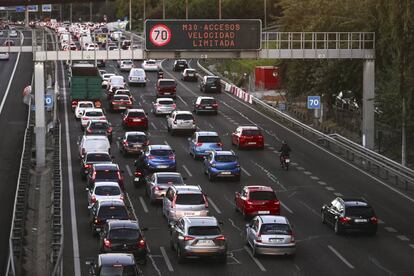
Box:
[57,56,414,276]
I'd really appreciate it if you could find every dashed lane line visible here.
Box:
[139,196,149,213]
[281,202,294,214]
[241,166,252,176]
[385,227,397,233]
[243,246,267,272]
[160,246,174,272]
[328,245,355,269]
[182,165,193,177]
[177,95,188,106]
[397,235,410,241]
[208,197,222,214]
[125,164,133,177]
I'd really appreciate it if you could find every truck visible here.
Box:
[69,63,102,110]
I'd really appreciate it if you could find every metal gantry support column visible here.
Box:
[34,62,46,168]
[362,59,375,149]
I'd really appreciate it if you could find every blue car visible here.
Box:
[141,145,177,172]
[203,150,241,181]
[189,131,223,159]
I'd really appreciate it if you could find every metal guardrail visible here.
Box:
[196,61,414,193]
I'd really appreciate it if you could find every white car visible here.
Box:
[0,52,9,60]
[80,108,106,129]
[118,60,134,72]
[98,69,107,78]
[86,181,124,208]
[0,30,4,36]
[75,101,94,119]
[167,111,196,135]
[101,73,115,88]
[107,75,125,93]
[152,98,176,115]
[128,68,146,86]
[85,43,99,51]
[141,59,158,71]
[78,135,111,159]
[9,29,18,37]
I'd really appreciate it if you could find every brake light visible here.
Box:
[290,231,295,242]
[172,197,176,208]
[370,216,378,224]
[71,100,78,108]
[117,171,122,181]
[84,164,92,169]
[172,104,177,108]
[339,217,351,223]
[184,236,195,241]
[212,103,218,107]
[91,195,97,203]
[154,186,160,191]
[239,136,246,142]
[103,238,112,248]
[138,239,146,248]
[168,155,175,160]
[108,127,112,133]
[148,155,155,159]
[123,141,129,147]
[217,142,223,147]
[203,195,209,208]
[196,143,203,147]
[255,233,262,242]
[215,235,226,241]
[92,171,96,180]
[134,171,142,177]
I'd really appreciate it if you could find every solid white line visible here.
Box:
[328,245,355,269]
[241,167,251,176]
[160,246,174,272]
[243,246,266,272]
[397,235,410,241]
[0,31,24,115]
[139,196,149,213]
[177,95,188,106]
[126,164,133,177]
[61,62,82,276]
[182,165,193,177]
[281,202,293,214]
[208,197,222,214]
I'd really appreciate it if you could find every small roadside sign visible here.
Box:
[16,6,25,12]
[45,94,53,109]
[27,5,39,12]
[307,96,321,109]
[42,4,52,12]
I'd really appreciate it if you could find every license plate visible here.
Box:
[258,211,270,214]
[269,238,284,243]
[211,86,216,89]
[205,106,212,109]
[354,219,367,223]
[188,74,194,76]
[158,165,168,169]
[221,171,231,175]
[118,106,126,109]
[134,177,140,182]
[197,240,215,246]
[133,119,141,122]
[164,93,170,95]
[248,142,257,145]
[95,228,101,232]
[285,159,290,163]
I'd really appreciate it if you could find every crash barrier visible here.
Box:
[5,99,34,276]
[196,61,414,193]
[227,85,253,104]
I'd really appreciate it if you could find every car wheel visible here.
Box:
[321,212,326,224]
[334,221,342,235]
[177,246,186,263]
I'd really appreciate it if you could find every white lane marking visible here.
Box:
[241,166,251,176]
[303,171,312,175]
[139,196,149,213]
[291,162,298,166]
[385,227,397,233]
[281,202,293,214]
[182,165,193,177]
[325,186,335,191]
[296,166,305,170]
[273,150,279,154]
[397,235,410,241]
[243,246,267,272]
[208,197,222,214]
[61,62,81,276]
[150,122,157,130]
[177,95,188,106]
[160,246,174,272]
[318,181,327,186]
[328,245,355,269]
[310,176,320,180]
[409,244,414,249]
[164,140,169,145]
[206,122,214,129]
[0,31,24,115]
[378,219,385,224]
[228,218,242,232]
[268,147,275,150]
[126,164,133,177]
[334,192,344,197]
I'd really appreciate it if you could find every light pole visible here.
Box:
[143,0,146,33]
[89,2,92,22]
[218,0,222,19]
[70,3,72,23]
[185,0,188,19]
[264,0,267,29]
[129,0,132,30]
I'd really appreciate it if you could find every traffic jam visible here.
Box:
[53,22,380,275]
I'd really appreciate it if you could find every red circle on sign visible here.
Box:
[149,24,172,47]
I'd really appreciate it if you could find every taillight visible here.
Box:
[84,164,92,169]
[138,239,146,248]
[239,136,246,142]
[154,186,160,191]
[148,155,155,159]
[92,171,96,180]
[196,143,203,147]
[91,195,97,203]
[134,171,142,177]
[117,171,122,181]
[172,104,177,108]
[71,100,78,108]
[370,216,378,224]
[103,238,112,248]
[217,142,223,147]
[168,155,175,160]
[255,233,262,242]
[143,140,149,146]
[108,127,112,133]
[120,194,124,201]
[184,236,195,241]
[212,103,218,107]
[339,217,351,223]
[215,235,226,241]
[86,129,92,134]
[290,231,295,242]
[123,141,129,146]
[203,195,209,208]
[172,197,176,208]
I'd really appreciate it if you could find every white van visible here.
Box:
[78,135,111,159]
[128,68,146,86]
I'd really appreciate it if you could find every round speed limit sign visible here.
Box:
[149,24,172,47]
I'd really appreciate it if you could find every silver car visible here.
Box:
[146,172,185,203]
[163,185,209,223]
[170,216,227,263]
[86,181,124,208]
[246,215,296,257]
[152,98,176,115]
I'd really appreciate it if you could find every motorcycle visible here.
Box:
[133,167,145,188]
[158,71,164,79]
[280,154,290,171]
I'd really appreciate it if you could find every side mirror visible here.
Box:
[245,223,250,228]
[182,176,187,180]
[141,227,148,231]
[218,221,224,225]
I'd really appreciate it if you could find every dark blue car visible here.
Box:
[203,150,241,181]
[142,145,177,172]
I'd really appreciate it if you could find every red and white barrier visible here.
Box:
[227,84,252,104]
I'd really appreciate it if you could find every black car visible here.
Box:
[84,120,113,143]
[200,76,221,93]
[173,59,188,71]
[86,253,142,276]
[99,220,147,264]
[87,164,124,191]
[89,199,130,235]
[321,197,378,235]
[80,152,112,180]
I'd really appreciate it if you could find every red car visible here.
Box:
[110,94,133,111]
[231,126,264,149]
[156,79,177,98]
[235,186,280,218]
[122,109,148,130]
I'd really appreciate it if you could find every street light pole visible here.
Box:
[185,0,188,19]
[218,0,222,19]
[143,0,146,33]
[162,0,165,19]
[129,0,132,30]
[264,0,267,29]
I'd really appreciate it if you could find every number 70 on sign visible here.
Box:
[307,96,321,109]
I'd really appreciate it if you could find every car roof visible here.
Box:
[159,78,175,82]
[183,216,218,227]
[127,108,145,113]
[85,151,110,156]
[238,126,260,130]
[205,75,219,79]
[245,185,274,192]
[154,172,182,177]
[197,96,215,100]
[88,119,108,124]
[196,131,219,137]
[83,108,103,113]
[109,75,123,79]
[77,101,94,105]
[99,253,135,266]
[83,135,108,141]
[174,110,192,115]
[94,181,120,188]
[125,131,146,136]
[98,199,125,206]
[148,145,172,150]
[157,98,174,102]
[258,215,288,224]
[173,185,202,193]
[113,94,129,99]
[93,163,119,170]
[214,150,235,156]
[107,219,139,230]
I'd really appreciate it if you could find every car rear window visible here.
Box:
[126,135,147,143]
[175,193,205,205]
[158,100,174,105]
[122,61,133,65]
[345,206,374,217]
[111,78,124,85]
[95,186,121,196]
[100,266,136,276]
[206,77,220,84]
[215,155,237,162]
[113,95,130,101]
[96,170,118,179]
[175,114,193,120]
[85,111,103,117]
[109,228,139,240]
[79,103,93,108]
[98,206,128,220]
[249,191,277,201]
[260,223,292,235]
[159,80,176,87]
[86,154,111,162]
[131,70,144,76]
[91,122,108,129]
[242,129,262,136]
[150,149,173,156]
[128,112,145,117]
[188,226,220,236]
[157,175,184,184]
[197,136,220,143]
[200,99,216,104]
[146,60,156,65]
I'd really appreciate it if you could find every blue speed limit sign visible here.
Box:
[307,96,321,109]
[45,95,53,109]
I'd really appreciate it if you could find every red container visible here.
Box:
[255,66,280,90]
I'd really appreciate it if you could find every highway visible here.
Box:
[0,29,33,275]
[56,57,414,276]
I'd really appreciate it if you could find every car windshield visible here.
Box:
[98,206,128,220]
[158,100,174,105]
[345,206,374,217]
[242,129,261,136]
[260,223,292,235]
[188,226,220,236]
[85,111,103,117]
[215,155,237,162]
[198,136,220,143]
[128,112,145,117]
[108,228,139,240]
[86,154,111,162]
[159,80,176,87]
[200,99,216,104]
[175,114,193,120]
[146,60,156,65]
[150,150,173,156]
[96,170,118,179]
[126,135,147,143]
[99,266,136,276]
[175,194,205,205]
[249,191,277,201]
[91,122,108,129]
[157,175,184,184]
[206,77,219,84]
[79,103,93,108]
[95,186,121,196]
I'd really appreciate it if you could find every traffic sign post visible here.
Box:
[307,96,321,109]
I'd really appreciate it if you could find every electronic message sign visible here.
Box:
[145,19,261,51]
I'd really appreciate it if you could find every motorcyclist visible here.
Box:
[158,68,164,79]
[279,141,291,165]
